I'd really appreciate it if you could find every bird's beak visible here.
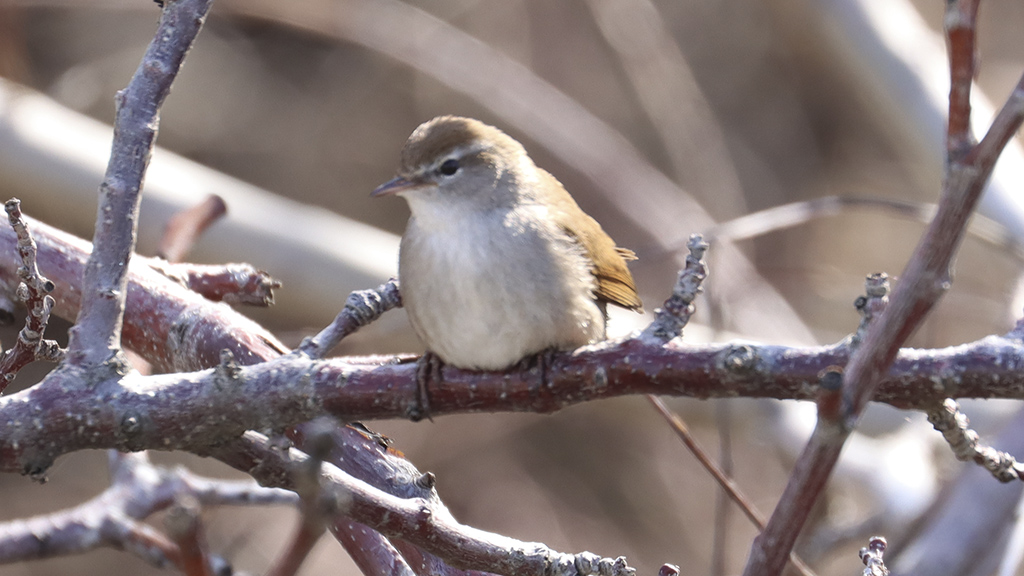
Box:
[371,176,422,197]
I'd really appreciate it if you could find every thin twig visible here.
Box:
[711,401,733,576]
[157,194,228,263]
[296,279,402,359]
[927,398,1024,482]
[150,195,281,306]
[945,0,980,158]
[644,234,708,341]
[0,198,62,391]
[647,396,816,576]
[859,536,889,576]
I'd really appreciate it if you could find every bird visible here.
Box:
[372,116,642,370]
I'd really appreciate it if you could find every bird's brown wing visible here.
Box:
[590,244,643,312]
[539,170,643,312]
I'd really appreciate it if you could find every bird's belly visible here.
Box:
[399,223,603,369]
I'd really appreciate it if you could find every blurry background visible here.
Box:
[1,0,1024,575]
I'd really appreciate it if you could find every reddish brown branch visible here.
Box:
[150,260,281,307]
[157,194,228,263]
[647,397,816,576]
[8,321,1024,475]
[164,495,214,576]
[0,215,288,373]
[3,219,1024,473]
[333,519,418,576]
[945,0,980,158]
[151,194,280,307]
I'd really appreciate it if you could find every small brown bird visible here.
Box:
[373,116,642,370]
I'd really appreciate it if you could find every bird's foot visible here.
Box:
[516,348,560,389]
[411,352,441,422]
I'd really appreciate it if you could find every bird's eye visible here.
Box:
[438,159,460,176]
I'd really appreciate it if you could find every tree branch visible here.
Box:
[0,198,62,391]
[742,1,1024,573]
[0,451,295,567]
[213,430,639,576]
[67,0,213,368]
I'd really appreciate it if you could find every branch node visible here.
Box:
[717,344,757,376]
[816,366,844,423]
[850,273,890,348]
[214,349,242,386]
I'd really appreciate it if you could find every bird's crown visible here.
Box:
[399,116,525,175]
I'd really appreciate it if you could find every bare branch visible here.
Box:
[0,198,62,391]
[266,419,336,576]
[0,451,295,567]
[10,316,1024,476]
[333,519,418,576]
[945,0,980,158]
[0,213,288,373]
[157,194,228,263]
[214,431,640,576]
[928,399,1024,482]
[163,494,213,576]
[149,260,281,307]
[148,195,283,306]
[643,234,708,341]
[296,279,402,359]
[68,0,214,368]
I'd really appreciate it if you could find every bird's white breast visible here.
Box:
[398,201,604,369]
